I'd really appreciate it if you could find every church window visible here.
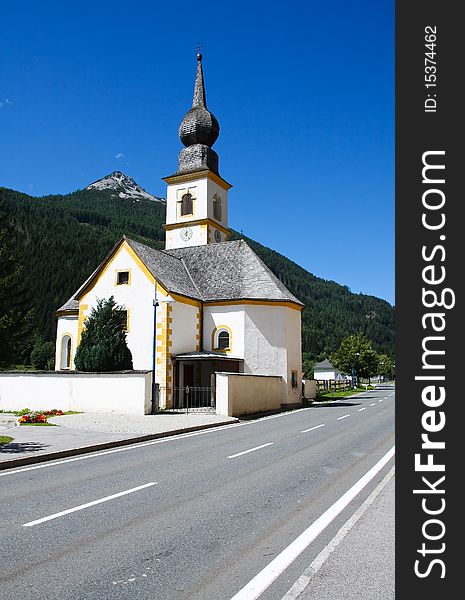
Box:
[116,270,130,285]
[213,194,222,221]
[212,325,232,351]
[180,192,194,216]
[217,330,230,350]
[60,335,72,370]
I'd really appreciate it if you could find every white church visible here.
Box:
[54,53,303,410]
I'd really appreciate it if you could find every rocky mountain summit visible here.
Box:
[86,171,165,203]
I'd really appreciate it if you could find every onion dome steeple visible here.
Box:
[177,53,220,175]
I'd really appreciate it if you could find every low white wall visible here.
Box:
[215,372,286,417]
[0,371,153,416]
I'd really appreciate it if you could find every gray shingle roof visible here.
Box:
[56,296,79,313]
[313,359,335,371]
[125,238,202,300]
[56,237,303,313]
[166,240,303,304]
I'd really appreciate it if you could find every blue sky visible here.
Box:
[1,0,394,304]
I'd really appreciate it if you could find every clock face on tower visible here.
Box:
[180,227,193,241]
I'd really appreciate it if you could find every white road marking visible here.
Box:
[229,446,395,600]
[3,388,396,479]
[370,403,376,406]
[281,466,395,600]
[22,482,158,527]
[378,399,383,403]
[301,424,325,433]
[228,443,274,459]
[1,408,320,478]
[336,414,350,420]
[357,408,366,412]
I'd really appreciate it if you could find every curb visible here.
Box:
[0,419,239,471]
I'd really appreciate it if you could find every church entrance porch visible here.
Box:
[167,352,243,412]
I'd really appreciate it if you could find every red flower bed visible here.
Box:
[19,412,48,424]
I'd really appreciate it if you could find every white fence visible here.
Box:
[0,371,153,416]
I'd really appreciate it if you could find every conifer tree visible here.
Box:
[74,297,133,371]
[0,202,33,367]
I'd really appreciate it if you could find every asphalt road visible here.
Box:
[0,384,395,600]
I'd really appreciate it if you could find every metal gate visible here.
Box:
[162,386,216,413]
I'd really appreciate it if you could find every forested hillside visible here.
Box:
[0,185,394,366]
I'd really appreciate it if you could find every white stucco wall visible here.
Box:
[170,300,199,355]
[242,304,288,379]
[203,305,245,357]
[165,178,228,227]
[76,243,155,371]
[0,372,152,415]
[55,315,78,370]
[205,303,302,405]
[285,307,303,405]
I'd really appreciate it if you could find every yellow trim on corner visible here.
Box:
[164,218,230,236]
[77,304,89,343]
[205,299,304,311]
[163,169,233,190]
[170,293,202,308]
[123,241,156,284]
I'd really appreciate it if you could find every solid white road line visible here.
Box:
[336,414,350,420]
[357,408,367,412]
[281,466,395,600]
[229,445,395,600]
[228,443,274,459]
[301,424,325,433]
[22,482,158,527]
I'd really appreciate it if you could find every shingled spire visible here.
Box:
[192,52,207,108]
[177,53,220,175]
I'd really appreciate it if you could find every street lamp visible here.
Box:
[151,293,175,413]
[351,352,360,388]
[379,361,385,383]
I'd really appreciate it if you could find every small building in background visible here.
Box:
[313,358,347,381]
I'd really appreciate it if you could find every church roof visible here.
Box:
[125,238,203,300]
[167,240,303,305]
[56,237,303,313]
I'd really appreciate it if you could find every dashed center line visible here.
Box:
[357,407,367,412]
[301,424,325,433]
[228,443,274,459]
[370,403,376,406]
[337,414,350,420]
[23,482,158,527]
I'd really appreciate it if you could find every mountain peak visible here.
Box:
[86,171,165,203]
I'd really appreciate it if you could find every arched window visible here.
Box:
[217,330,230,349]
[60,335,72,370]
[180,192,193,216]
[213,194,222,221]
[212,325,232,352]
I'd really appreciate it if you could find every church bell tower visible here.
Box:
[163,53,232,250]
